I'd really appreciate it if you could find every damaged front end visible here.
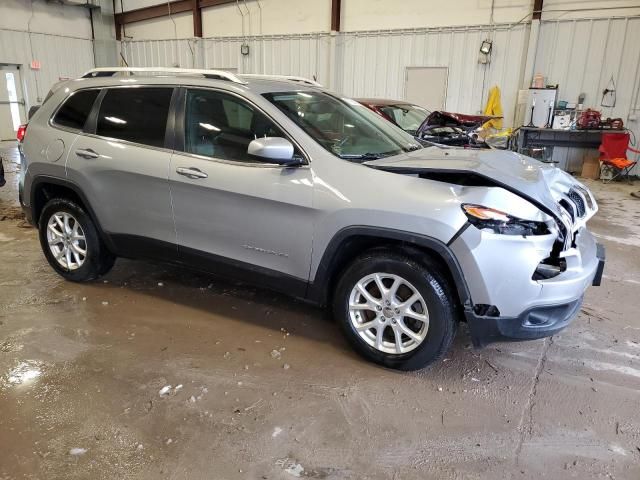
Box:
[415,111,499,148]
[364,147,605,346]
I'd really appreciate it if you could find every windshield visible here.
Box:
[380,104,430,136]
[263,91,421,160]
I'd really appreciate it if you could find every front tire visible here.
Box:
[332,249,457,370]
[38,198,115,282]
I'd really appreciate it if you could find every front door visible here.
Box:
[0,65,25,140]
[67,87,176,255]
[169,88,314,293]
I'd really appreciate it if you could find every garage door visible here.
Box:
[0,65,25,141]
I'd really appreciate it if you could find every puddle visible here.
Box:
[1,360,44,389]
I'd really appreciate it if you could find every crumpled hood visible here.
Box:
[417,111,499,135]
[364,147,588,220]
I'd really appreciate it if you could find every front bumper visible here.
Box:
[450,222,605,346]
[465,243,605,347]
[466,296,583,347]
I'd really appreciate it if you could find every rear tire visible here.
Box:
[332,249,457,370]
[38,198,115,282]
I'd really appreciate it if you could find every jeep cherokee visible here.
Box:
[19,67,605,370]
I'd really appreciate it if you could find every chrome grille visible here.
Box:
[567,189,586,217]
[559,199,576,222]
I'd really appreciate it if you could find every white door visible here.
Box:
[405,67,448,111]
[0,65,25,140]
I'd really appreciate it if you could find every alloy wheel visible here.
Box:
[348,273,429,354]
[46,212,87,270]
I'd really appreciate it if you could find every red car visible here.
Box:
[356,98,494,147]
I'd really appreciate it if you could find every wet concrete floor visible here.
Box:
[1,141,639,479]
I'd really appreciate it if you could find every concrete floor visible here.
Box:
[1,140,639,480]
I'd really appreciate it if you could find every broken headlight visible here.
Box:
[462,204,551,236]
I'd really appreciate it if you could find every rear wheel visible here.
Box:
[333,249,457,370]
[39,198,115,282]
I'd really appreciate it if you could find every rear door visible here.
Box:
[169,87,314,293]
[66,86,176,255]
[30,88,101,184]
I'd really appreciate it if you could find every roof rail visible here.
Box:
[80,67,247,85]
[240,74,322,87]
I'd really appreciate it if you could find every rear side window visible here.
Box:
[96,88,173,148]
[53,90,100,131]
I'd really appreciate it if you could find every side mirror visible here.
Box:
[248,137,301,166]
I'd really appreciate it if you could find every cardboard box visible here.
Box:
[581,153,600,180]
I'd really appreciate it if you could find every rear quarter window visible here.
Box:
[52,89,100,131]
[95,88,173,148]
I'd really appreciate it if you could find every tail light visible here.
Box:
[17,124,27,142]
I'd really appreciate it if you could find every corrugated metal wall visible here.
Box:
[121,34,331,86]
[121,24,528,126]
[203,35,331,86]
[121,38,199,69]
[533,16,640,172]
[117,16,640,174]
[335,24,529,126]
[0,29,94,109]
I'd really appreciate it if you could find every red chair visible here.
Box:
[599,132,639,183]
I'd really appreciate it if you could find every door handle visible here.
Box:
[176,167,208,179]
[75,148,99,159]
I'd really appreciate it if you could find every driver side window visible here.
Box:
[184,89,285,163]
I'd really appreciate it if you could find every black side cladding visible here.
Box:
[592,243,606,287]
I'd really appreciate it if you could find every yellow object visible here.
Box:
[485,128,512,139]
[483,86,503,130]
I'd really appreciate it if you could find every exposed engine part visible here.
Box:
[532,257,567,281]
[473,304,501,317]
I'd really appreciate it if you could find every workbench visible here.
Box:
[516,127,614,171]
[517,127,605,150]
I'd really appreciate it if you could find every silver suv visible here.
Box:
[19,67,605,370]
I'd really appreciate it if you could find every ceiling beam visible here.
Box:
[533,0,544,20]
[331,0,342,32]
[199,0,236,8]
[114,0,236,40]
[115,0,192,26]
[192,0,202,37]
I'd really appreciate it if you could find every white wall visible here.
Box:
[124,11,193,40]
[117,0,532,39]
[118,0,331,40]
[116,0,640,40]
[541,0,640,20]
[0,0,92,38]
[0,0,95,108]
[202,0,331,37]
[115,0,169,12]
[121,21,529,128]
[534,15,640,172]
[121,34,331,83]
[120,0,332,40]
[335,24,529,127]
[342,0,534,31]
